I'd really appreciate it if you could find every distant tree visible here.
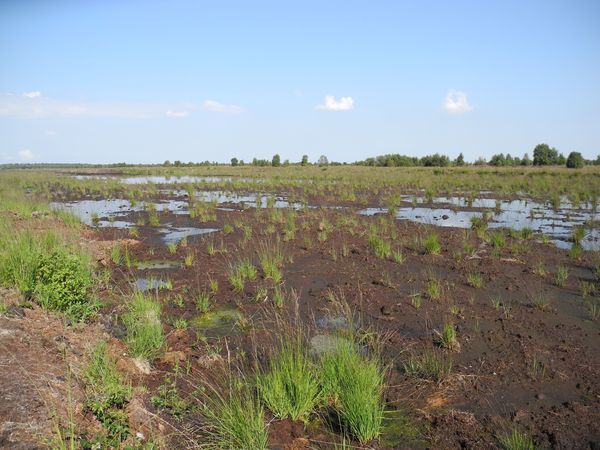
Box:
[473,157,487,166]
[421,153,450,167]
[533,143,559,166]
[566,151,584,169]
[239,160,245,166]
[521,153,532,166]
[489,153,506,166]
[272,154,281,167]
[454,153,465,166]
[283,159,290,166]
[163,160,172,167]
[318,155,329,166]
[174,160,182,167]
[230,157,239,167]
[595,155,600,166]
[557,153,566,165]
[301,155,309,166]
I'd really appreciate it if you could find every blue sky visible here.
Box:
[1,0,599,164]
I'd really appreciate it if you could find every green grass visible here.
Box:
[466,272,484,288]
[122,292,165,360]
[423,233,441,255]
[438,323,458,350]
[202,378,269,450]
[257,241,284,283]
[489,231,506,248]
[554,266,569,287]
[402,349,453,383]
[196,290,211,313]
[368,235,392,259]
[257,338,321,422]
[499,428,535,450]
[319,339,385,444]
[426,279,442,300]
[0,220,98,321]
[83,341,132,444]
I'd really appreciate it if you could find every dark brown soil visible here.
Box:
[3,191,600,449]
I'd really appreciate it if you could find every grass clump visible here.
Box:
[499,428,535,450]
[423,233,441,255]
[123,292,165,360]
[257,338,321,422]
[554,266,568,287]
[368,235,392,259]
[402,349,453,383]
[466,272,484,288]
[202,378,268,450]
[257,241,284,283]
[83,341,132,444]
[320,339,385,444]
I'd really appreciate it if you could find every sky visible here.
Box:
[1,0,599,164]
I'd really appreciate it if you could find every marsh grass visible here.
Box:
[319,338,385,444]
[83,341,131,444]
[499,428,535,450]
[257,241,284,283]
[426,279,442,300]
[423,233,441,255]
[403,349,452,383]
[368,235,392,259]
[201,375,269,450]
[554,266,568,287]
[123,292,165,360]
[467,273,484,288]
[257,337,321,422]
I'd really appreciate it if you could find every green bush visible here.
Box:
[35,249,96,321]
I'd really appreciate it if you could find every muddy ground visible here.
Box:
[2,187,600,449]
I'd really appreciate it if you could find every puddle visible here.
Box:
[360,195,599,250]
[134,260,182,270]
[315,315,349,330]
[192,306,243,337]
[158,226,219,245]
[134,278,171,291]
[380,409,424,448]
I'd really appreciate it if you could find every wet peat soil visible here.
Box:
[3,189,599,449]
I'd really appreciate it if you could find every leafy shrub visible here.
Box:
[35,249,97,321]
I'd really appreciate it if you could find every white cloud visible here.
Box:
[316,95,354,111]
[22,91,41,98]
[202,99,244,114]
[441,89,473,114]
[166,110,190,118]
[18,148,34,161]
[0,93,194,119]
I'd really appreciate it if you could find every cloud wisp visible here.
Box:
[202,100,245,114]
[316,95,354,111]
[0,93,195,119]
[441,89,473,114]
[18,148,34,161]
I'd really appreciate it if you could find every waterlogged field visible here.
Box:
[1,166,599,449]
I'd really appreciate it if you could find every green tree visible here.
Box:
[521,152,532,166]
[272,154,281,167]
[301,155,309,166]
[566,151,584,169]
[230,157,239,167]
[533,143,559,166]
[454,153,465,166]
